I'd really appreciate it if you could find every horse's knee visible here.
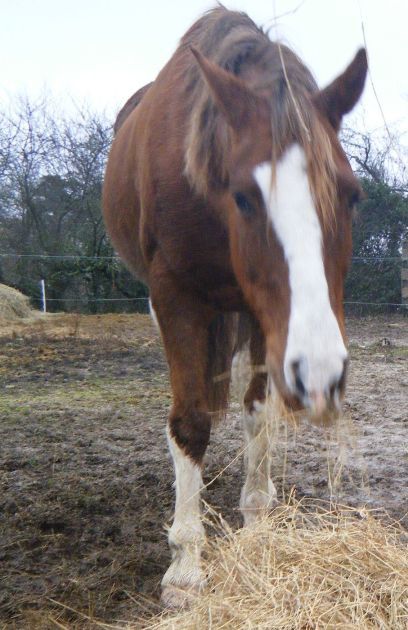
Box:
[169,408,211,463]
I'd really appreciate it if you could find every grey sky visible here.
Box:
[1,0,407,135]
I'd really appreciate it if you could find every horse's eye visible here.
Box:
[233,192,255,217]
[349,190,362,209]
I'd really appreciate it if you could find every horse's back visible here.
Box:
[103,84,155,282]
[113,82,154,135]
[103,52,194,284]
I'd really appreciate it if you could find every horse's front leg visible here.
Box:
[240,326,278,526]
[162,416,208,609]
[150,287,214,608]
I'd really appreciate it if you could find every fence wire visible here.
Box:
[1,252,406,310]
[0,253,404,262]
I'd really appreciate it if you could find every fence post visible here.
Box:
[402,239,408,307]
[40,279,47,313]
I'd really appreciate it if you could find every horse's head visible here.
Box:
[192,46,367,422]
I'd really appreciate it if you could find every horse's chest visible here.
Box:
[153,208,242,307]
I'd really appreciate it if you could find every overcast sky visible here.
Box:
[1,0,407,136]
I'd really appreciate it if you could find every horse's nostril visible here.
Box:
[329,359,348,405]
[329,358,349,402]
[291,360,306,399]
[338,358,348,393]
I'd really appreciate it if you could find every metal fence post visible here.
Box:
[40,279,46,313]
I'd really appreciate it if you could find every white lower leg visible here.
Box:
[161,429,205,607]
[240,400,277,525]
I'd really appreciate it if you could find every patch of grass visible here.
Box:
[349,342,408,363]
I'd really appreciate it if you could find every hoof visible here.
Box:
[161,583,201,610]
[241,482,278,526]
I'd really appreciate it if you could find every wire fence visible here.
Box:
[0,253,403,262]
[1,252,406,313]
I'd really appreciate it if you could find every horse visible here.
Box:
[103,7,367,608]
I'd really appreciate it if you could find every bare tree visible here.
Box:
[342,126,407,195]
[0,95,146,312]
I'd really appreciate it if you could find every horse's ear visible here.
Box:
[313,49,368,132]
[190,47,269,130]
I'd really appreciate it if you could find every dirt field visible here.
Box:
[0,313,407,628]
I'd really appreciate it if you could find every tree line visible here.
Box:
[0,96,147,313]
[342,126,407,311]
[0,96,406,313]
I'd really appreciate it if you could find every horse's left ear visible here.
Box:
[313,49,368,132]
[190,47,269,130]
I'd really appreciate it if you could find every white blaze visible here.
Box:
[254,144,347,399]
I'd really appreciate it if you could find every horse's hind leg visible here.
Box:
[240,324,278,526]
[150,285,214,608]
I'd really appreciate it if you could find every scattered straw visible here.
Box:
[144,501,408,629]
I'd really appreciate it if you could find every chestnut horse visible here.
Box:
[103,7,367,607]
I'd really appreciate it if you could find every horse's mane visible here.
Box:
[182,7,336,226]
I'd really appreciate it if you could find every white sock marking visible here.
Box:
[254,144,347,398]
[240,399,277,526]
[162,429,205,592]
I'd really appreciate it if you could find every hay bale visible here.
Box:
[0,284,36,320]
[146,502,408,629]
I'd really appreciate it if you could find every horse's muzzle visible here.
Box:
[290,358,348,424]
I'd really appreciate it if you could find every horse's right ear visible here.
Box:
[313,49,368,132]
[190,47,269,130]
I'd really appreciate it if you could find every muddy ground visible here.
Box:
[0,313,407,628]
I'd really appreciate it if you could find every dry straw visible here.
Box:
[141,350,406,629]
[144,500,408,629]
[0,283,37,320]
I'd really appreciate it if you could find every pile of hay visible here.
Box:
[0,283,36,320]
[146,502,408,629]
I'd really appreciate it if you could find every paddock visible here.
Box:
[0,313,406,627]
